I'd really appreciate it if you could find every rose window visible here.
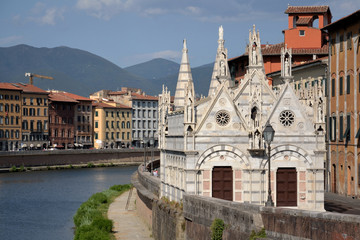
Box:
[215,110,230,126]
[279,110,295,127]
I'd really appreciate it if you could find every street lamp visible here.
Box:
[263,122,275,207]
[142,138,148,172]
[150,137,154,174]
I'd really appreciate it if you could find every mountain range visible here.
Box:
[0,44,214,97]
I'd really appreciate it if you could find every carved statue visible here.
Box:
[252,45,257,65]
[220,60,226,76]
[284,58,290,76]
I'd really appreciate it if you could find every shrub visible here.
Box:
[110,184,131,192]
[10,166,17,172]
[211,218,225,240]
[73,184,131,240]
[87,163,95,168]
[92,218,113,232]
[250,228,267,240]
[19,165,25,172]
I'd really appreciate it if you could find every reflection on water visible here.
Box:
[0,165,138,240]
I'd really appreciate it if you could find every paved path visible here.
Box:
[108,189,153,240]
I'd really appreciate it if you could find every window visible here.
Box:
[346,114,351,140]
[37,108,40,116]
[106,132,109,139]
[127,132,130,140]
[44,108,47,116]
[111,132,114,139]
[0,104,2,112]
[122,132,125,140]
[299,30,305,36]
[111,121,114,128]
[331,116,337,141]
[0,116,3,124]
[127,112,129,118]
[347,32,352,50]
[122,121,125,128]
[117,121,119,128]
[16,117,19,125]
[133,110,136,117]
[117,132,120,139]
[15,130,19,139]
[95,122,98,128]
[78,105,81,111]
[122,112,125,117]
[23,97,26,105]
[95,111,98,117]
[133,120,136,128]
[106,121,109,128]
[106,111,108,117]
[330,39,335,56]
[347,75,351,94]
[44,121,48,130]
[111,111,114,117]
[126,121,130,128]
[22,120,28,130]
[15,104,20,113]
[5,117,9,125]
[87,106,90,112]
[117,112,120,118]
[95,132,98,139]
[332,78,335,97]
[10,104,14,113]
[340,35,344,52]
[5,104,9,112]
[339,77,343,95]
[339,115,344,141]
[30,98,33,105]
[44,98,47,106]
[5,130,9,138]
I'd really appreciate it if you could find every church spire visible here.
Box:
[174,39,194,110]
[208,25,231,97]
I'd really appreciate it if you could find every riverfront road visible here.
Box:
[108,189,153,240]
[325,192,360,215]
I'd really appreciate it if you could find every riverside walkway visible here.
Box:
[108,189,153,240]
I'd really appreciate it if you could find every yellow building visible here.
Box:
[0,83,22,151]
[93,101,132,149]
[15,83,50,149]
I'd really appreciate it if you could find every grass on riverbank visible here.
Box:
[73,184,132,240]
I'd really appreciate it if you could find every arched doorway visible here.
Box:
[276,168,297,207]
[212,166,233,201]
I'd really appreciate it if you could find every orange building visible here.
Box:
[323,10,360,197]
[0,83,22,151]
[229,5,331,83]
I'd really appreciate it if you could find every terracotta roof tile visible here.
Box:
[285,6,329,14]
[49,92,79,103]
[13,83,48,94]
[93,102,131,109]
[108,91,127,95]
[131,92,158,101]
[0,83,23,91]
[61,92,92,101]
[296,16,313,25]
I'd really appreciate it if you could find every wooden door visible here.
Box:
[332,164,337,193]
[276,168,297,206]
[212,166,233,201]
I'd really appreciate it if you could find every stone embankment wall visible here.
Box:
[132,165,185,240]
[184,194,360,239]
[135,165,360,240]
[0,149,159,167]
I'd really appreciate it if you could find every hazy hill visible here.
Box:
[124,58,180,80]
[0,44,148,96]
[153,62,214,96]
[0,44,213,97]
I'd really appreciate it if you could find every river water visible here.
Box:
[0,165,138,240]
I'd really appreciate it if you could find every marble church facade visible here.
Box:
[158,26,326,211]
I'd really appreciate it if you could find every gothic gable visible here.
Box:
[266,82,314,136]
[196,84,248,135]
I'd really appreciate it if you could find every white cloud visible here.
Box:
[0,36,23,46]
[75,0,272,22]
[27,3,65,25]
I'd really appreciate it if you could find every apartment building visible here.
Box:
[323,10,360,197]
[0,83,22,151]
[15,83,50,149]
[92,101,131,149]
[48,92,77,149]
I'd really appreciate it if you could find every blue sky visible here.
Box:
[1,0,359,68]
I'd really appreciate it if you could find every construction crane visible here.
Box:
[25,73,53,85]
